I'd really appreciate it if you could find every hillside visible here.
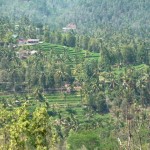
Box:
[0,42,149,149]
[0,0,150,35]
[0,1,150,149]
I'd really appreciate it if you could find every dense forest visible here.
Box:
[0,0,150,150]
[0,0,150,34]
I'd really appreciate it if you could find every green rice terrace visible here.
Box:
[0,91,110,126]
[33,43,100,66]
[36,43,99,58]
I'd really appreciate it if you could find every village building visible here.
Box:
[26,39,39,45]
[18,38,40,46]
[63,23,77,32]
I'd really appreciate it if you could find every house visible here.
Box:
[63,23,77,32]
[26,39,39,45]
[18,39,40,46]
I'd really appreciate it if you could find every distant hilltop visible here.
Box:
[0,0,149,35]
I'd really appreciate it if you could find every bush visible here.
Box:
[67,130,100,150]
[67,129,119,150]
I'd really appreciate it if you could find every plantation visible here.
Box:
[0,0,150,149]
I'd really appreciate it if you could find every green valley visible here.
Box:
[0,0,150,149]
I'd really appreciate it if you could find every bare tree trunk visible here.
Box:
[127,120,131,150]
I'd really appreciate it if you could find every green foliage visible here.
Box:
[29,107,58,149]
[66,33,76,47]
[67,129,118,150]
[0,105,59,150]
[122,46,136,64]
[0,0,150,35]
[0,1,150,149]
[44,26,50,43]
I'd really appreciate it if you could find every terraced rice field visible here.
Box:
[0,92,84,119]
[0,92,81,105]
[34,43,99,61]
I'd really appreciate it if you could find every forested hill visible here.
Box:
[0,0,150,34]
[72,0,150,34]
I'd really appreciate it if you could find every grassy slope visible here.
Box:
[37,43,99,58]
